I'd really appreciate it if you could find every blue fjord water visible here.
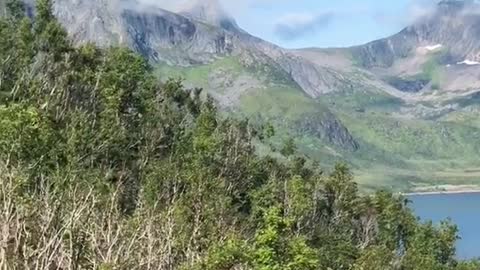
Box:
[410,192,480,259]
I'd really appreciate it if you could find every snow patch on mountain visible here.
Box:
[424,44,443,51]
[457,59,480,65]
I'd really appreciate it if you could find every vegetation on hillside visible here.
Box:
[0,0,479,269]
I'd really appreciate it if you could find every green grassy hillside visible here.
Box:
[155,58,480,193]
[321,89,480,192]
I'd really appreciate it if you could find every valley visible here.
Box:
[12,0,480,192]
[2,0,480,267]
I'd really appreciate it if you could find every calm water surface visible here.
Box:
[410,192,480,259]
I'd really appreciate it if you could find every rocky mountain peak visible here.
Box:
[352,0,480,68]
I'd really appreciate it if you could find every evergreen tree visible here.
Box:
[34,0,69,58]
[6,0,25,20]
[34,0,54,34]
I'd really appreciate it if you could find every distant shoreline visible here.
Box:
[401,185,480,196]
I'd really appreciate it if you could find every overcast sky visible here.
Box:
[138,0,439,49]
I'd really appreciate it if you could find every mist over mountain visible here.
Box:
[178,0,242,32]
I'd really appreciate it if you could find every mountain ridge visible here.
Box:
[7,0,480,190]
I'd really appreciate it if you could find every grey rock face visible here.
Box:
[41,0,351,96]
[342,0,480,97]
[45,0,238,65]
[352,0,480,68]
[353,0,480,68]
[0,1,6,17]
[351,29,417,68]
[295,113,359,151]
[387,77,430,93]
[121,8,236,64]
[275,54,353,97]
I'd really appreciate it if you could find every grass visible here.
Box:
[155,56,331,123]
[238,86,329,121]
[343,113,480,162]
[421,49,449,89]
[319,88,480,192]
[439,93,480,130]
[240,86,480,192]
[319,88,405,113]
[155,57,245,88]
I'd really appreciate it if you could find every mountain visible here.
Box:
[350,0,480,93]
[354,0,480,68]
[295,0,480,190]
[12,0,480,192]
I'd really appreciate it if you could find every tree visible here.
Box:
[6,0,25,20]
[280,137,296,157]
[34,0,54,34]
[0,104,55,169]
[324,163,359,226]
[34,0,70,58]
[353,246,394,270]
[251,207,319,270]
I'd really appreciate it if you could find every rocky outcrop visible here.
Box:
[41,0,238,65]
[120,8,236,64]
[350,29,418,68]
[295,113,359,151]
[387,77,430,93]
[6,0,360,97]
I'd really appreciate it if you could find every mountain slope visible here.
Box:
[353,0,480,69]
[12,0,480,191]
[37,0,361,151]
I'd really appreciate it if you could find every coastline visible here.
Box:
[401,185,480,196]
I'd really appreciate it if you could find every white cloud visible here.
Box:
[133,0,187,11]
[135,0,277,16]
[457,59,480,65]
[406,0,437,23]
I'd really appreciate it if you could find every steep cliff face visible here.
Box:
[120,8,236,64]
[295,113,359,151]
[13,0,480,97]
[351,29,418,68]
[43,0,237,65]
[34,0,355,97]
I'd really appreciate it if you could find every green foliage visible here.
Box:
[6,0,25,20]
[322,88,480,191]
[250,207,319,270]
[0,1,474,268]
[34,0,54,34]
[353,246,394,270]
[0,104,55,168]
[420,49,448,90]
[280,137,297,157]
